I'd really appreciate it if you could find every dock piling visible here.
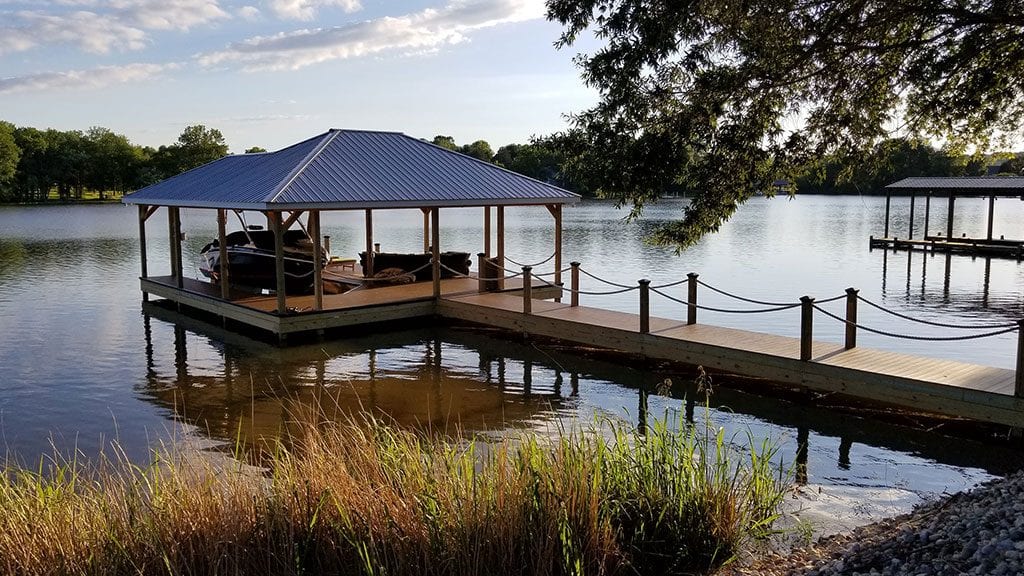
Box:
[570,262,580,307]
[522,266,532,315]
[800,296,814,361]
[845,288,858,349]
[639,279,650,334]
[687,273,699,325]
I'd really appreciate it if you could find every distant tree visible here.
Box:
[175,125,228,172]
[998,154,1024,175]
[431,135,459,151]
[0,122,19,202]
[12,127,51,201]
[245,146,267,154]
[84,127,143,199]
[44,129,88,200]
[459,140,494,162]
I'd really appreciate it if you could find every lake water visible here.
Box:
[1,195,1022,529]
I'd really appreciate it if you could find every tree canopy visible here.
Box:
[547,0,1024,247]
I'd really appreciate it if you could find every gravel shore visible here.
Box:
[725,470,1024,575]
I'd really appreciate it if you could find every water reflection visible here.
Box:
[139,301,1023,498]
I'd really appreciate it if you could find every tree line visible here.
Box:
[1,119,1019,205]
[0,123,233,203]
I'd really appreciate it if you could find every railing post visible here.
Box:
[570,261,580,307]
[686,273,699,325]
[477,253,487,292]
[845,288,858,350]
[323,235,330,254]
[800,296,814,361]
[1016,319,1024,397]
[522,266,532,315]
[639,279,650,334]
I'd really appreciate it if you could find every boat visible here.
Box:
[198,226,327,294]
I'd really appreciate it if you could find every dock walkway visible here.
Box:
[438,292,1024,427]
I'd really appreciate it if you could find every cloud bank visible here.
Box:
[0,62,176,94]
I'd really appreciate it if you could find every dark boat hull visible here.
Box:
[199,230,325,294]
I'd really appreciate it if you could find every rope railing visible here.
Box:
[650,287,800,314]
[813,304,1019,342]
[578,267,636,289]
[695,279,803,307]
[438,261,472,279]
[855,295,1018,330]
[504,251,556,268]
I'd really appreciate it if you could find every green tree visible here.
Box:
[244,146,267,154]
[175,125,228,172]
[459,140,494,162]
[548,0,1024,247]
[431,135,459,151]
[84,127,144,199]
[0,122,19,202]
[12,127,51,202]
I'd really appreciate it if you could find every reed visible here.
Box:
[0,408,786,575]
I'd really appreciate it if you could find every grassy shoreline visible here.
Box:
[0,413,787,575]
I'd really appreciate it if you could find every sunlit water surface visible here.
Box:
[1,196,1022,529]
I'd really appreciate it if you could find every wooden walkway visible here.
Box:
[438,292,1024,427]
[870,235,1024,260]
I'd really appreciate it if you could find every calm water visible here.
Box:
[1,196,1022,519]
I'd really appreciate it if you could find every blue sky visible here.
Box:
[0,0,598,152]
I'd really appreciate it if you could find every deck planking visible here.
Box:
[438,291,1022,427]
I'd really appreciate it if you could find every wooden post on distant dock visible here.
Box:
[987,195,996,240]
[217,209,230,300]
[639,279,650,334]
[845,288,858,349]
[365,209,375,277]
[496,206,505,290]
[311,210,323,311]
[138,205,150,301]
[570,262,580,307]
[431,208,441,299]
[884,192,891,237]
[687,273,699,325]
[271,211,287,315]
[1016,320,1024,398]
[946,195,956,239]
[522,266,532,314]
[483,207,491,256]
[800,296,814,361]
[924,193,931,238]
[908,191,916,239]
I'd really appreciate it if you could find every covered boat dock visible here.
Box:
[123,129,578,340]
[871,176,1024,258]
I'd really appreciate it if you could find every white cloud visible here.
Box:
[201,0,545,71]
[267,0,360,21]
[0,62,175,94]
[0,0,229,55]
[237,4,260,20]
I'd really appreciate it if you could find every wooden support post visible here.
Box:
[639,279,650,334]
[908,191,916,239]
[800,296,814,361]
[483,207,491,257]
[170,207,183,289]
[138,205,149,301]
[1016,320,1024,398]
[496,206,505,289]
[217,209,229,300]
[477,253,487,292]
[946,195,956,239]
[686,273,698,325]
[422,208,431,253]
[522,266,532,314]
[312,210,323,311]
[884,192,891,237]
[365,209,374,277]
[431,207,441,299]
[845,288,858,350]
[570,261,580,307]
[548,204,563,302]
[271,211,287,315]
[924,193,931,238]
[987,195,996,240]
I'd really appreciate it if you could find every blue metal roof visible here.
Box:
[886,176,1024,196]
[123,129,580,210]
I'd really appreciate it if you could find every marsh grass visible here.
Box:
[0,407,787,575]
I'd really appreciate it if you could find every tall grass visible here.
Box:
[0,409,787,575]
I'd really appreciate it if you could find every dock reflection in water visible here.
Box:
[139,301,1024,506]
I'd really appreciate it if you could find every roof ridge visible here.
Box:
[267,130,341,204]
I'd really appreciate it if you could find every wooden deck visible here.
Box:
[870,235,1024,260]
[437,292,1024,427]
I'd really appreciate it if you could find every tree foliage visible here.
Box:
[0,122,19,201]
[547,0,1024,247]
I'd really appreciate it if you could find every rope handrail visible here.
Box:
[813,304,1019,342]
[650,287,801,314]
[531,266,574,278]
[855,295,1018,330]
[650,278,689,290]
[578,267,636,289]
[504,251,556,268]
[695,279,804,307]
[438,262,472,278]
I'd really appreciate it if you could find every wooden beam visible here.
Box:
[138,205,149,301]
[924,193,931,237]
[551,204,563,300]
[168,207,183,289]
[421,207,430,253]
[271,211,287,315]
[946,194,956,239]
[883,192,891,237]
[217,209,230,300]
[908,190,916,239]
[312,210,323,311]
[431,207,441,299]
[987,195,996,240]
[497,206,505,289]
[365,209,374,277]
[282,210,305,232]
[483,206,491,257]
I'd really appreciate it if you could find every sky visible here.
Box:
[0,0,600,152]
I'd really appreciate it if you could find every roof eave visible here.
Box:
[121,196,581,210]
